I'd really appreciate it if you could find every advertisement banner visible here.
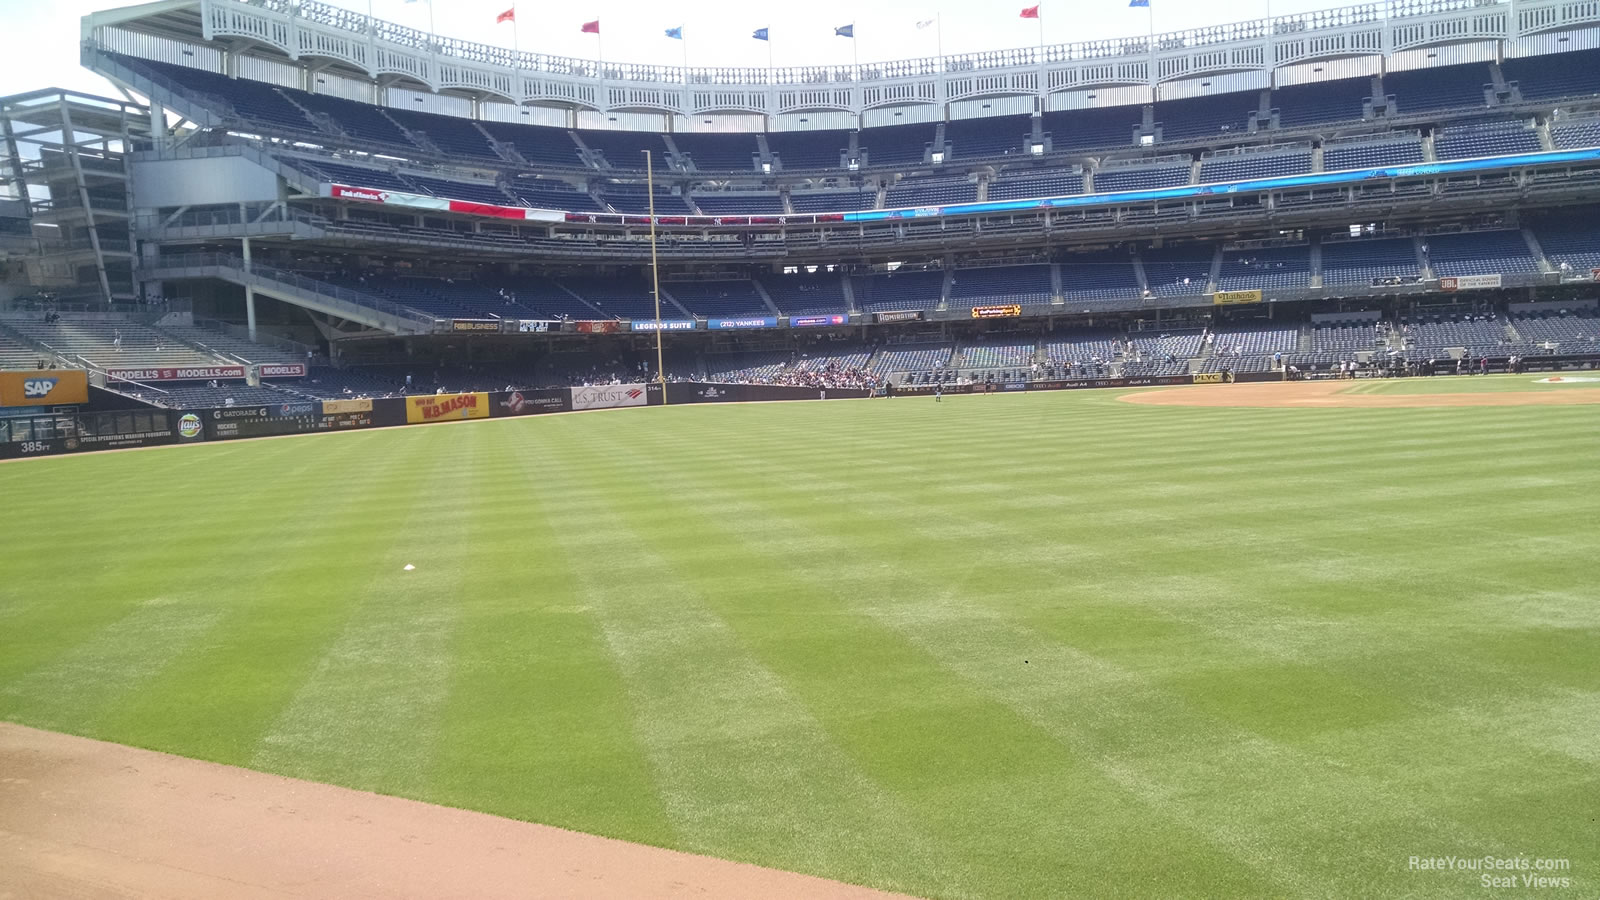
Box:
[1592,268,1600,282]
[321,398,374,415]
[176,412,205,442]
[571,383,648,411]
[970,304,1023,319]
[405,392,490,424]
[1439,274,1503,292]
[1213,289,1264,305]
[106,366,246,382]
[451,320,503,333]
[0,370,89,407]
[630,319,697,332]
[492,389,571,417]
[791,314,849,327]
[875,310,925,324]
[574,320,622,334]
[708,316,779,330]
[1192,373,1227,384]
[518,320,556,333]
[258,364,307,378]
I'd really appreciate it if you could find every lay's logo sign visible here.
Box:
[0,370,88,407]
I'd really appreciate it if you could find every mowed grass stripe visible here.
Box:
[83,432,438,764]
[426,423,674,846]
[622,398,1582,895]
[249,428,481,794]
[522,415,954,895]
[571,422,1277,899]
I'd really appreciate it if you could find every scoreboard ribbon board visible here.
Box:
[970,304,1023,319]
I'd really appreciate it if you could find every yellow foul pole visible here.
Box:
[645,150,667,405]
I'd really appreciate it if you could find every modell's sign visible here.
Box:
[405,392,489,424]
[258,364,307,378]
[107,366,247,382]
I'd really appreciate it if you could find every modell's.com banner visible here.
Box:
[405,392,490,424]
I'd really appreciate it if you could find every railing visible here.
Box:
[142,253,439,329]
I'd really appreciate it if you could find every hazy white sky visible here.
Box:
[0,0,1356,99]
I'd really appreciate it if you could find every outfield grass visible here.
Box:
[1343,372,1600,395]
[3,389,1597,898]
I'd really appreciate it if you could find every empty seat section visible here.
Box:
[1094,163,1190,192]
[286,158,413,192]
[1059,254,1140,304]
[664,281,769,317]
[385,108,501,161]
[871,343,952,373]
[1550,119,1600,150]
[693,193,785,215]
[479,120,584,168]
[672,133,759,172]
[1216,245,1311,291]
[1273,77,1370,128]
[1427,230,1537,276]
[1141,245,1213,296]
[885,175,976,207]
[988,167,1083,201]
[1433,122,1542,160]
[1155,91,1253,142]
[945,114,1031,159]
[293,91,417,147]
[405,174,514,206]
[761,274,848,315]
[1199,150,1311,183]
[1322,135,1424,171]
[603,184,691,214]
[1534,217,1600,271]
[1042,107,1139,151]
[1384,64,1490,114]
[767,131,847,170]
[948,265,1052,306]
[789,189,874,212]
[858,122,936,168]
[578,130,666,169]
[1321,238,1419,285]
[852,270,944,312]
[561,277,667,319]
[511,178,602,212]
[1500,48,1600,101]
[961,340,1037,368]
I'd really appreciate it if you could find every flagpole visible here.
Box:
[428,0,436,39]
[937,14,944,63]
[1038,2,1045,54]
[645,150,666,405]
[512,3,520,62]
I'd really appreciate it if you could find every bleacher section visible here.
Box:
[1131,331,1205,362]
[704,351,790,382]
[870,343,952,374]
[3,316,220,369]
[948,266,1052,307]
[960,339,1037,369]
[0,328,45,369]
[1216,245,1311,291]
[1400,315,1510,355]
[1510,309,1600,346]
[159,324,302,365]
[1321,237,1420,286]
[1427,230,1538,276]
[1433,121,1542,161]
[1210,323,1299,355]
[1312,320,1385,353]
[1044,333,1121,364]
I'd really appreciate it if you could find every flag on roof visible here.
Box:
[1020,5,1040,18]
[835,24,854,38]
[581,19,600,33]
[915,19,936,29]
[1128,0,1149,7]
[752,27,770,40]
[495,7,515,24]
[665,25,683,39]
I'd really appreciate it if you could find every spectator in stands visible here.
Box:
[113,329,122,351]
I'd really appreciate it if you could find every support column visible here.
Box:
[246,286,258,341]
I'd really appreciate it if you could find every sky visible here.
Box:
[0,0,1361,100]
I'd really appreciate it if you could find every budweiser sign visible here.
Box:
[107,366,246,382]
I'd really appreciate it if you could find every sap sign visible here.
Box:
[791,315,848,327]
[630,319,697,332]
[708,317,779,330]
[0,370,89,407]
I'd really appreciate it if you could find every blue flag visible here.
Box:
[753,27,769,40]
[835,24,854,38]
[665,25,683,39]
[1129,0,1149,6]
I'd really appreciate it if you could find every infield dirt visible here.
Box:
[0,723,908,900]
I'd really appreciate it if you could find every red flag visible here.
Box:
[495,8,515,24]
[1020,4,1040,17]
[581,19,600,33]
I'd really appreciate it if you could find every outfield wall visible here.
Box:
[3,361,1595,460]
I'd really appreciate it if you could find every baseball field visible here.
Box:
[2,375,1597,897]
